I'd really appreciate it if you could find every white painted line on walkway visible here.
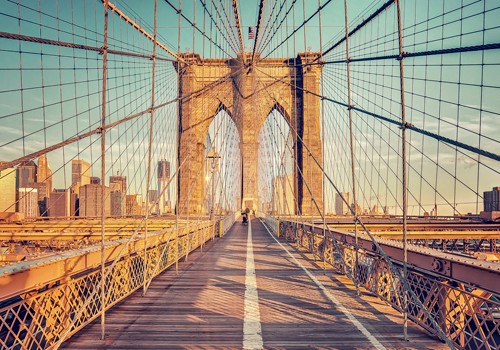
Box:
[243,219,263,350]
[260,219,386,350]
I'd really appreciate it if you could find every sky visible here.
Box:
[0,0,499,215]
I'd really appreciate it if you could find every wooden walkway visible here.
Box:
[63,218,447,349]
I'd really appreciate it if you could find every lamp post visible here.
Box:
[207,148,220,220]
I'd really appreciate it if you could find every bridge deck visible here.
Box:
[63,219,446,349]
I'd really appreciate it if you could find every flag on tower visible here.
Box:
[248,26,255,39]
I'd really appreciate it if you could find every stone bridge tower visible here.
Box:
[176,52,323,216]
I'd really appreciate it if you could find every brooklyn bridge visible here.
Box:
[0,0,499,349]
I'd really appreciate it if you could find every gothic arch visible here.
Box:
[177,52,323,215]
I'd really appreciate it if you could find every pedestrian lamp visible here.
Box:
[206,149,220,220]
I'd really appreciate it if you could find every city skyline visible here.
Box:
[0,154,174,219]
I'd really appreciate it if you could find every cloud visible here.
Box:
[0,125,22,135]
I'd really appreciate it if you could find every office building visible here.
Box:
[126,194,143,216]
[69,192,79,216]
[109,175,126,193]
[71,159,91,196]
[79,184,110,217]
[158,160,170,214]
[17,160,37,188]
[32,182,48,216]
[34,154,52,216]
[110,191,125,216]
[49,189,71,217]
[37,154,52,195]
[90,176,101,185]
[0,164,17,213]
[484,187,500,212]
[148,189,159,215]
[109,175,126,216]
[18,188,38,218]
[335,192,350,215]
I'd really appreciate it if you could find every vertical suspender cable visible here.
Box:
[251,0,266,64]
[232,0,245,63]
[100,0,110,341]
[302,0,312,220]
[143,0,158,296]
[395,0,409,341]
[343,0,360,293]
[317,0,326,268]
[176,0,182,273]
[292,1,300,217]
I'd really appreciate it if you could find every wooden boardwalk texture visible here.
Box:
[63,219,446,349]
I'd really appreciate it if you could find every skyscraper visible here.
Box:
[18,188,38,218]
[17,160,37,188]
[148,189,159,215]
[0,164,17,213]
[126,194,143,216]
[109,175,127,193]
[71,159,91,196]
[37,154,52,194]
[49,189,71,217]
[90,176,101,185]
[109,175,127,216]
[157,160,170,214]
[79,184,111,217]
[335,192,350,216]
[36,154,52,216]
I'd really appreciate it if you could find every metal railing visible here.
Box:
[0,219,227,349]
[264,216,500,350]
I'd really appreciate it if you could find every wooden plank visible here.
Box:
[62,219,447,349]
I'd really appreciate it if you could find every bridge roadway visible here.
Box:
[62,218,445,349]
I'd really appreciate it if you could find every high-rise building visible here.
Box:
[79,184,110,217]
[90,176,101,185]
[36,154,52,216]
[18,188,38,218]
[49,189,71,217]
[109,175,126,216]
[109,175,126,193]
[0,164,17,213]
[71,159,91,196]
[32,182,48,216]
[37,154,52,194]
[148,189,159,215]
[484,187,500,212]
[157,160,170,214]
[110,192,124,216]
[17,160,37,188]
[70,192,79,217]
[126,194,143,216]
[335,192,350,216]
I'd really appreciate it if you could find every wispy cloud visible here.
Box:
[0,125,22,135]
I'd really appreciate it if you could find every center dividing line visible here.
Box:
[259,219,386,350]
[243,219,263,350]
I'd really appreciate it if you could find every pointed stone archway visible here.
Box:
[176,52,323,215]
